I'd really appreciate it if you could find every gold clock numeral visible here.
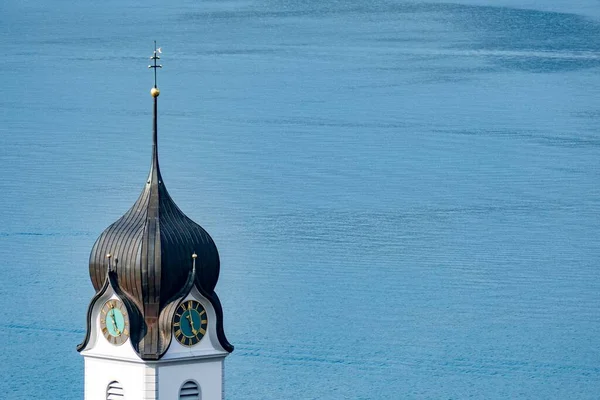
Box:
[199,328,206,335]
[199,310,206,317]
[174,322,180,327]
[201,319,207,324]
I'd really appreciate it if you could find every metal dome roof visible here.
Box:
[78,86,233,359]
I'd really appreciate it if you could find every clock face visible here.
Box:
[173,300,208,347]
[100,299,129,346]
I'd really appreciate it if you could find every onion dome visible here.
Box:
[78,48,233,359]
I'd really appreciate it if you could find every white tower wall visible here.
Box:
[81,289,228,400]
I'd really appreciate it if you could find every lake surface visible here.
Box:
[1,0,599,398]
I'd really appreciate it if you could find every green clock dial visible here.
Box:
[173,300,207,347]
[100,299,129,345]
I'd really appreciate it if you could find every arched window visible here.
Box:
[106,381,124,399]
[179,380,200,399]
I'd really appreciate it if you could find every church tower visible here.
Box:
[78,45,234,400]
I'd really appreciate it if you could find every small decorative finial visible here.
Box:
[148,40,163,96]
[191,253,197,275]
[106,253,113,272]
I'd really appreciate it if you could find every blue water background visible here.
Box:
[1,0,600,398]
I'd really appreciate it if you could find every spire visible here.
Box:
[148,42,162,171]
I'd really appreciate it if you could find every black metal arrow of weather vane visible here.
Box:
[148,41,162,88]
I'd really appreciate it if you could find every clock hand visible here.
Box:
[110,310,121,335]
[185,313,197,335]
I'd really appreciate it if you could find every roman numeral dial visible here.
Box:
[100,299,130,346]
[173,300,208,347]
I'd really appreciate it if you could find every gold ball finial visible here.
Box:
[151,87,160,97]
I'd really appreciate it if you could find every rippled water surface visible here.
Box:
[1,0,600,398]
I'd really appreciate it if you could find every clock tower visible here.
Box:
[78,45,234,400]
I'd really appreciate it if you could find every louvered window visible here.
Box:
[179,380,200,399]
[106,381,124,399]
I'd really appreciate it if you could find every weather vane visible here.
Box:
[148,41,162,89]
